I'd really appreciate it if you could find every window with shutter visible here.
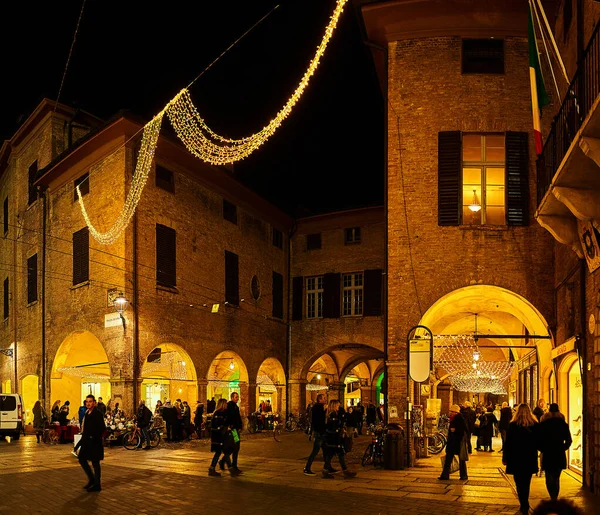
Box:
[272,227,283,249]
[342,273,363,316]
[72,227,89,285]
[292,276,303,320]
[363,269,383,317]
[156,224,177,287]
[3,277,8,319]
[27,254,38,304]
[438,132,461,226]
[272,271,284,319]
[3,197,7,235]
[223,200,237,224]
[225,251,239,305]
[305,276,323,319]
[462,134,506,225]
[156,165,175,193]
[74,172,89,201]
[322,272,341,318]
[505,132,530,226]
[28,161,38,206]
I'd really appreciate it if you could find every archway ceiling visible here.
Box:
[53,331,110,373]
[257,358,285,384]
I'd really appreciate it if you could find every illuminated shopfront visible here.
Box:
[567,360,583,474]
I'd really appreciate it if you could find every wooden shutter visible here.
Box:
[3,277,8,319]
[27,254,38,304]
[322,272,341,318]
[292,276,303,320]
[438,131,461,226]
[272,271,284,319]
[363,269,383,317]
[3,197,7,235]
[156,224,177,287]
[72,227,89,285]
[225,251,239,305]
[505,132,530,226]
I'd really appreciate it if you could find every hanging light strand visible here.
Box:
[166,0,348,164]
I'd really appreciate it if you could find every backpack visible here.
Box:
[479,414,488,428]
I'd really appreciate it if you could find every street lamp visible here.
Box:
[114,292,129,315]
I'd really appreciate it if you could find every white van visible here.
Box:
[0,393,24,440]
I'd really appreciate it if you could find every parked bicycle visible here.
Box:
[247,412,283,442]
[284,412,310,433]
[362,427,385,467]
[122,422,161,450]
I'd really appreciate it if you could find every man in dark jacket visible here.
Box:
[498,401,513,452]
[207,397,216,414]
[460,401,476,453]
[439,404,468,481]
[96,397,107,416]
[136,400,153,449]
[304,394,327,475]
[194,402,204,438]
[78,395,106,492]
[366,401,377,426]
[355,402,364,435]
[226,392,243,474]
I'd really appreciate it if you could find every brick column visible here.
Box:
[197,379,208,404]
[288,378,307,414]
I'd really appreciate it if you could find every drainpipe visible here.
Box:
[132,209,139,410]
[286,221,298,415]
[12,218,18,392]
[41,189,47,405]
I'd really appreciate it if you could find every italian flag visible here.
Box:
[528,5,550,155]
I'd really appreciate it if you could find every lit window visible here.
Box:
[462,134,505,225]
[342,273,363,316]
[306,276,323,319]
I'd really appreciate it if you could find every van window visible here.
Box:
[0,396,17,410]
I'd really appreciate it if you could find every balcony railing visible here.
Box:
[537,22,600,207]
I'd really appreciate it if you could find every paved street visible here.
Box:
[0,433,596,514]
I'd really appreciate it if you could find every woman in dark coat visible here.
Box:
[503,403,539,514]
[322,400,356,479]
[208,398,233,476]
[438,404,468,481]
[538,403,572,500]
[498,402,512,452]
[78,395,106,492]
[32,400,46,443]
[481,406,498,452]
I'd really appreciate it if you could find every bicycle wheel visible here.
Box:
[428,433,445,454]
[149,429,161,448]
[122,431,141,450]
[273,424,283,442]
[285,419,297,432]
[373,446,384,467]
[247,420,257,434]
[362,443,374,467]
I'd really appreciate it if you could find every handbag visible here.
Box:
[459,434,469,461]
[474,418,481,428]
[440,454,459,473]
[222,430,235,453]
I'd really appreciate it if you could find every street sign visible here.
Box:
[407,326,433,383]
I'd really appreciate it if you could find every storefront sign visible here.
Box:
[104,312,123,328]
[407,325,433,383]
[551,338,576,359]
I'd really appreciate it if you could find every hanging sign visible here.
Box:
[407,326,433,383]
[551,337,576,359]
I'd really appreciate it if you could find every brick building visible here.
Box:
[358,0,599,491]
[0,99,386,427]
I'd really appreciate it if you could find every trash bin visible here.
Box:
[384,423,405,470]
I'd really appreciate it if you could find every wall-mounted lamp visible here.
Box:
[114,292,129,315]
[229,360,235,370]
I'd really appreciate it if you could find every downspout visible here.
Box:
[132,209,139,410]
[12,219,17,392]
[363,38,388,423]
[41,189,47,405]
[286,221,298,415]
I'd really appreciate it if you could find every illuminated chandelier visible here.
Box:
[78,0,348,244]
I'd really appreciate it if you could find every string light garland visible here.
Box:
[56,366,109,380]
[141,349,189,381]
[166,0,348,164]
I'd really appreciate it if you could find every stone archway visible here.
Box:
[51,331,111,411]
[141,343,198,410]
[206,351,250,416]
[256,357,286,414]
[418,285,552,410]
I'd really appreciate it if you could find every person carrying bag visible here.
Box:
[438,404,468,481]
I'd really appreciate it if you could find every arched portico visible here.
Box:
[256,357,286,414]
[50,331,112,410]
[206,351,249,416]
[141,343,198,408]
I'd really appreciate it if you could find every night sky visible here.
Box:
[1,1,383,217]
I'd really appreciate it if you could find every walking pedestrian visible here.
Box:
[533,399,546,421]
[78,395,106,492]
[208,398,234,476]
[503,403,539,514]
[481,406,498,451]
[182,401,192,440]
[366,400,376,427]
[226,392,243,475]
[163,400,176,441]
[303,393,327,476]
[207,397,216,414]
[438,404,469,481]
[194,401,204,438]
[136,400,153,450]
[32,400,47,443]
[460,401,476,453]
[538,403,572,501]
[498,401,512,452]
[51,400,61,422]
[322,400,357,479]
[356,401,364,435]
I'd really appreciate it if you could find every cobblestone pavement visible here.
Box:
[0,433,597,514]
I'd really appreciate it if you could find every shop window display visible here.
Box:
[568,361,583,473]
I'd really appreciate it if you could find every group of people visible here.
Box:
[442,401,573,515]
[303,393,358,479]
[154,399,193,441]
